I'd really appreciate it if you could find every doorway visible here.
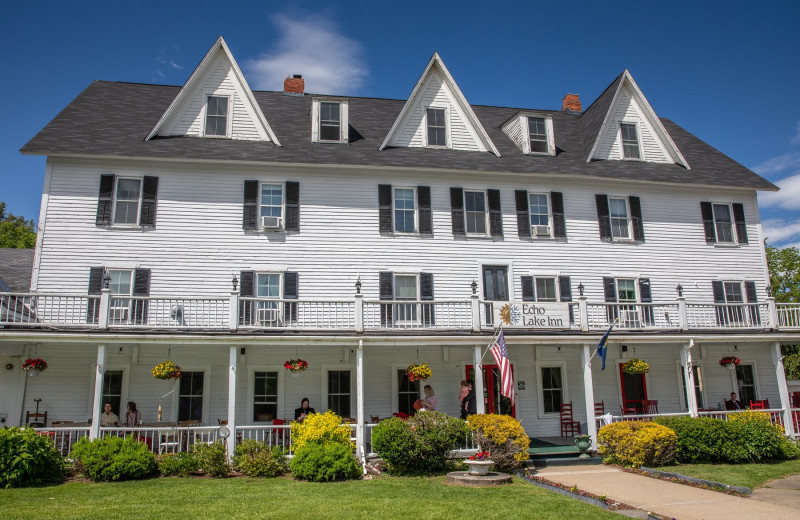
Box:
[619,363,648,414]
[466,364,515,417]
[482,265,509,326]
[0,356,21,426]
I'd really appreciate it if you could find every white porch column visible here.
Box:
[582,344,598,450]
[90,344,106,440]
[473,345,485,414]
[226,346,237,462]
[681,340,699,417]
[356,340,365,467]
[772,342,796,437]
[229,289,239,331]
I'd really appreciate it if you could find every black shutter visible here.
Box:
[243,181,258,230]
[450,188,465,236]
[488,189,503,237]
[551,192,566,238]
[603,276,618,323]
[378,184,393,233]
[595,195,611,241]
[96,175,115,226]
[87,267,105,323]
[744,280,760,326]
[732,203,748,244]
[133,268,151,325]
[559,276,573,325]
[283,271,298,324]
[515,190,531,238]
[629,196,645,242]
[285,181,300,232]
[379,272,394,326]
[418,186,432,235]
[420,272,435,325]
[521,276,535,301]
[239,271,255,325]
[700,202,716,243]
[712,280,726,326]
[639,278,653,325]
[140,176,158,227]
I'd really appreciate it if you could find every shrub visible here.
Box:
[290,443,361,482]
[157,452,200,477]
[232,440,288,477]
[0,427,64,488]
[193,441,230,477]
[372,411,469,475]
[597,422,677,467]
[70,436,156,482]
[291,410,353,453]
[466,414,530,471]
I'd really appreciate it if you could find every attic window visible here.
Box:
[205,96,228,136]
[319,102,341,141]
[528,117,548,154]
[426,108,447,147]
[620,123,641,159]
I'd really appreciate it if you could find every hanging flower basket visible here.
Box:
[719,356,741,369]
[152,360,182,380]
[621,358,650,375]
[284,358,309,373]
[406,362,432,382]
[22,358,47,376]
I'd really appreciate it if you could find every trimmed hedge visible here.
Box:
[157,452,200,477]
[466,414,530,471]
[232,440,288,477]
[70,436,156,482]
[598,422,677,467]
[193,441,230,477]
[290,443,361,482]
[0,427,64,488]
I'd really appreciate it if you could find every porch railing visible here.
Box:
[777,303,800,330]
[686,303,770,329]
[239,298,355,330]
[110,297,230,329]
[363,300,472,330]
[586,303,680,330]
[0,293,99,327]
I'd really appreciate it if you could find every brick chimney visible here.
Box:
[283,74,304,96]
[562,93,581,112]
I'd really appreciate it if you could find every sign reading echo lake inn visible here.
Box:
[495,302,570,329]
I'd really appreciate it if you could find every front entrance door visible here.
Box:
[0,356,21,426]
[482,266,508,326]
[466,364,516,417]
[619,363,648,414]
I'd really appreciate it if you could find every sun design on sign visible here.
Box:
[499,304,522,326]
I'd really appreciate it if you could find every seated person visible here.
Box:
[100,402,120,426]
[725,392,744,410]
[294,397,315,421]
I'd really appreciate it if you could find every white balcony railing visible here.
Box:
[686,303,770,329]
[362,300,472,330]
[109,297,230,329]
[777,303,800,330]
[238,298,355,330]
[586,303,681,330]
[0,293,99,327]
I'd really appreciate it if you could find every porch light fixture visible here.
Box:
[577,282,585,296]
[471,280,478,295]
[231,274,238,291]
[103,272,111,289]
[355,277,362,294]
[766,285,773,297]
[676,284,683,297]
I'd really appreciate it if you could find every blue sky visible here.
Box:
[2,1,799,248]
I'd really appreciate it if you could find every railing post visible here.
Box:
[90,344,106,440]
[578,295,589,331]
[355,293,364,333]
[678,297,688,331]
[99,288,111,330]
[772,342,796,437]
[473,345,485,414]
[681,340,699,417]
[229,290,239,331]
[356,340,365,468]
[471,294,481,332]
[767,297,779,329]
[582,344,598,450]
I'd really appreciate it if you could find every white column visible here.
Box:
[354,293,364,333]
[229,290,239,331]
[582,345,598,449]
[90,344,106,440]
[356,340,365,467]
[226,346,237,462]
[678,297,688,330]
[473,345,485,414]
[98,288,111,330]
[772,342,796,437]
[471,294,481,332]
[681,340,699,417]
[767,297,779,329]
[578,295,589,331]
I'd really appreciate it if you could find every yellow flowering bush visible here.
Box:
[598,421,677,467]
[621,358,650,375]
[729,410,784,435]
[406,363,431,382]
[466,414,530,471]
[152,360,181,380]
[290,411,354,452]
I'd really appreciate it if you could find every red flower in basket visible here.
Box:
[719,356,741,368]
[22,358,48,372]
[469,451,491,461]
[284,358,309,373]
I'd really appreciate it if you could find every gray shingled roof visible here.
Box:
[0,248,34,292]
[20,80,776,191]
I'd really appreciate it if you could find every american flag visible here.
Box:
[490,331,514,406]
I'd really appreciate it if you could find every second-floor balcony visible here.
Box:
[2,290,799,334]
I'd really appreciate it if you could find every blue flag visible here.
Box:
[596,322,615,370]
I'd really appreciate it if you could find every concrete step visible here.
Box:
[527,456,602,468]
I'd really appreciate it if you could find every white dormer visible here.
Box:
[311,98,349,143]
[380,53,499,156]
[146,36,280,144]
[587,70,688,168]
[502,112,556,155]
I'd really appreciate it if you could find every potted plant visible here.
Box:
[464,451,494,475]
[621,358,650,375]
[284,358,308,376]
[22,358,47,377]
[574,434,592,458]
[719,356,741,370]
[406,362,431,382]
[152,360,182,380]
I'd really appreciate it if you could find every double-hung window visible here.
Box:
[108,269,133,324]
[427,108,447,147]
[723,281,744,324]
[535,277,558,302]
[101,370,124,418]
[260,183,283,228]
[205,96,228,137]
[528,116,548,154]
[319,102,341,141]
[328,371,351,417]
[394,188,416,232]
[253,371,278,422]
[113,178,142,225]
[529,193,550,235]
[541,366,563,414]
[620,122,641,159]
[609,197,630,239]
[735,364,757,405]
[712,204,734,243]
[616,278,639,327]
[256,273,282,326]
[178,371,204,422]
[465,191,487,234]
[394,274,418,323]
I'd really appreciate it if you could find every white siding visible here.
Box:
[502,115,525,152]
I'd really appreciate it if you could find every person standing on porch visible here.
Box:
[420,385,437,411]
[294,397,315,421]
[100,402,120,427]
[461,381,477,419]
[458,380,469,411]
[124,401,141,427]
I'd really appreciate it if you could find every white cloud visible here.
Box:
[245,13,367,95]
[169,60,183,70]
[759,172,800,209]
[792,120,800,146]
[752,151,800,176]
[762,217,800,244]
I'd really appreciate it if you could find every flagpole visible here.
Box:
[586,318,618,366]
[479,324,503,364]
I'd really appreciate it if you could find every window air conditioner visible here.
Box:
[534,225,550,236]
[260,216,282,230]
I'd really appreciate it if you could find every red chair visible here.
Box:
[643,400,659,414]
[594,401,605,415]
[392,412,409,420]
[749,401,765,410]
[560,403,581,436]
[271,419,286,447]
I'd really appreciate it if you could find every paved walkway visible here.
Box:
[533,465,800,520]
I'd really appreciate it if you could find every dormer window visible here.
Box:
[528,117,548,154]
[620,123,641,159]
[312,98,348,143]
[205,96,228,137]
[426,108,447,147]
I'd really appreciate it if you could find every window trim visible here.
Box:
[111,177,143,227]
[203,94,231,138]
[534,276,558,302]
[320,364,355,418]
[87,364,130,419]
[675,360,705,412]
[393,273,420,325]
[107,268,134,324]
[425,106,450,148]
[255,272,283,327]
[528,192,553,237]
[619,121,642,160]
[464,189,490,236]
[608,196,633,240]
[392,186,418,234]
[729,360,760,404]
[170,365,211,423]
[259,182,285,228]
[391,362,423,414]
[247,365,285,423]
[525,115,556,155]
[311,98,349,143]
[535,361,568,418]
[711,202,737,245]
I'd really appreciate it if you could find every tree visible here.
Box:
[766,242,800,379]
[0,201,37,249]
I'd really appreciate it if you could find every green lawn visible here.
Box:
[656,460,800,489]
[0,475,620,519]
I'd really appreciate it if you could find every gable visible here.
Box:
[380,53,499,156]
[147,37,280,144]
